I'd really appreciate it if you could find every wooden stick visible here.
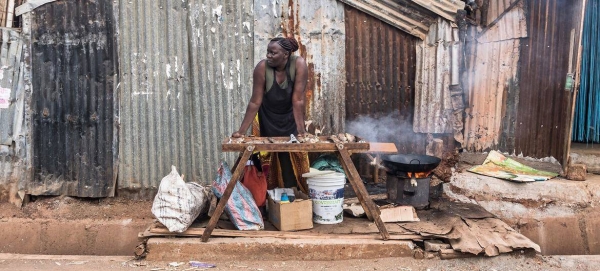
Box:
[336,145,390,241]
[201,145,254,242]
[374,154,380,183]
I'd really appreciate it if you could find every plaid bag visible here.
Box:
[212,161,264,230]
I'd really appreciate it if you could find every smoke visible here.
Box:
[346,112,415,144]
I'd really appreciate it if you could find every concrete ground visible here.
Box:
[0,197,153,255]
[447,152,600,255]
[1,151,598,262]
[1,253,600,271]
[571,142,600,174]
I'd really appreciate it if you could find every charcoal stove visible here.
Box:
[382,154,441,209]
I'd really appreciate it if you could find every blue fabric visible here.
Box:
[573,1,600,143]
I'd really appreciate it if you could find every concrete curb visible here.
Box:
[146,237,415,261]
[0,218,149,255]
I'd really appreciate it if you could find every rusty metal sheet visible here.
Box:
[485,0,520,25]
[477,0,527,43]
[464,38,520,152]
[277,0,346,134]
[411,0,465,22]
[336,0,433,40]
[344,5,426,156]
[413,18,458,134]
[28,0,116,197]
[462,1,527,152]
[515,0,582,162]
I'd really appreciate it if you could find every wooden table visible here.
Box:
[201,136,396,242]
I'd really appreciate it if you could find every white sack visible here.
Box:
[152,165,210,233]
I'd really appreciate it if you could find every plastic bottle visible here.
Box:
[280,193,290,204]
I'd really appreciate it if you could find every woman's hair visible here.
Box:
[270,37,299,53]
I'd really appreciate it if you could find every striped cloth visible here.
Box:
[212,161,264,230]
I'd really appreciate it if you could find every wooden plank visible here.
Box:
[222,141,369,152]
[439,249,477,260]
[367,142,398,153]
[337,146,390,241]
[147,226,423,241]
[201,146,254,242]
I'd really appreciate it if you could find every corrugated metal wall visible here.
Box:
[0,28,24,201]
[413,18,458,134]
[463,1,526,152]
[484,0,520,25]
[116,0,253,193]
[344,5,425,154]
[515,0,579,162]
[29,0,117,197]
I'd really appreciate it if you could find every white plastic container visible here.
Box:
[306,172,346,224]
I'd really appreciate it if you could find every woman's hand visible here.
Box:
[231,131,244,138]
[297,130,308,137]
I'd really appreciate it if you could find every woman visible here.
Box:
[232,36,310,191]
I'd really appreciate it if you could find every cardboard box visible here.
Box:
[267,188,313,231]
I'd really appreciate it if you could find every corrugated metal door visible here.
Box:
[516,0,582,162]
[29,0,116,197]
[344,5,425,154]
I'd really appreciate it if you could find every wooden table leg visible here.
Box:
[336,145,390,241]
[374,154,380,183]
[201,145,255,242]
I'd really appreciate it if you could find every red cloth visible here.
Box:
[241,165,267,207]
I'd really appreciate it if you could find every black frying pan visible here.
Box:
[381,154,441,173]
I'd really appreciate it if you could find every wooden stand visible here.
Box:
[201,136,392,242]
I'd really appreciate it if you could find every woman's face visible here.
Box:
[266,42,289,68]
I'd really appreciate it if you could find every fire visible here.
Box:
[408,172,430,178]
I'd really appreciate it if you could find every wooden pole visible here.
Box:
[5,0,14,28]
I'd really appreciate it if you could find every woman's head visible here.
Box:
[266,37,299,68]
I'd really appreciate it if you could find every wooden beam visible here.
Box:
[146,226,423,241]
[222,137,370,153]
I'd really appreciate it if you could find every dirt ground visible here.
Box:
[0,196,154,221]
[1,254,600,271]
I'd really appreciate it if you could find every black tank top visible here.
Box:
[258,56,297,137]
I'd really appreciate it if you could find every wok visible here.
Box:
[382,154,441,173]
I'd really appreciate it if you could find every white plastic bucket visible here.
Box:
[307,173,346,224]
